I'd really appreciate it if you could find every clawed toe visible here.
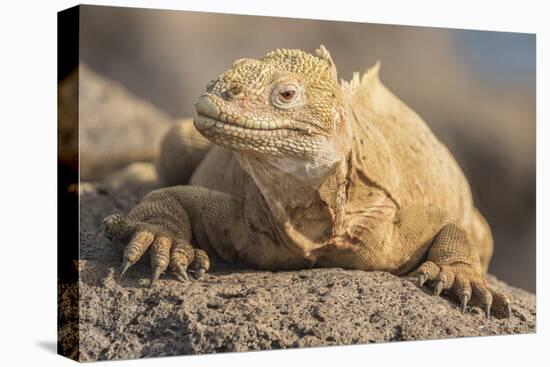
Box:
[190,249,210,280]
[484,304,491,319]
[408,261,512,319]
[102,213,122,228]
[433,280,444,296]
[150,266,163,288]
[488,289,512,319]
[194,268,206,279]
[174,264,189,282]
[417,273,427,287]
[175,273,189,282]
[102,213,133,240]
[119,259,133,278]
[105,216,214,286]
[460,294,470,314]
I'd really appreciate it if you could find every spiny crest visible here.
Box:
[341,61,382,95]
[262,46,335,81]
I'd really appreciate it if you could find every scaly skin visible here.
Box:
[103,45,510,318]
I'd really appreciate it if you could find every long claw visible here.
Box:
[195,268,206,279]
[119,259,133,278]
[484,304,491,319]
[506,304,512,318]
[417,273,427,288]
[460,294,469,314]
[150,266,163,288]
[175,265,189,282]
[433,281,444,296]
[175,274,188,282]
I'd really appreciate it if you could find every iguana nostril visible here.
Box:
[206,80,216,93]
[222,85,242,100]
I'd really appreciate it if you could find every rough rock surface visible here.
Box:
[59,181,536,361]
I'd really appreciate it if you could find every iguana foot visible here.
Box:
[409,260,511,319]
[102,214,210,286]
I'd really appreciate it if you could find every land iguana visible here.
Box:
[103,45,511,318]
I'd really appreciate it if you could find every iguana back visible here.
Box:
[344,64,474,225]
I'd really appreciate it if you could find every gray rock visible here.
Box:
[58,65,173,181]
[60,183,536,362]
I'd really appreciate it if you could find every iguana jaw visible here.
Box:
[195,95,293,131]
[194,94,328,159]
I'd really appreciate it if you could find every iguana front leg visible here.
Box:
[102,186,247,286]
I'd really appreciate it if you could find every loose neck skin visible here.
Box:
[235,104,354,256]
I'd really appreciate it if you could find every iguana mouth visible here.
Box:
[193,94,325,158]
[194,94,291,132]
[194,113,285,132]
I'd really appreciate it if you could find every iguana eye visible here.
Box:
[280,90,295,100]
[271,83,302,108]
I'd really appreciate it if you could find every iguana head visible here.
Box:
[194,46,351,182]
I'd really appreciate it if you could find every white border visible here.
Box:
[0,1,546,366]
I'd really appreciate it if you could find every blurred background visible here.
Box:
[76,5,535,291]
